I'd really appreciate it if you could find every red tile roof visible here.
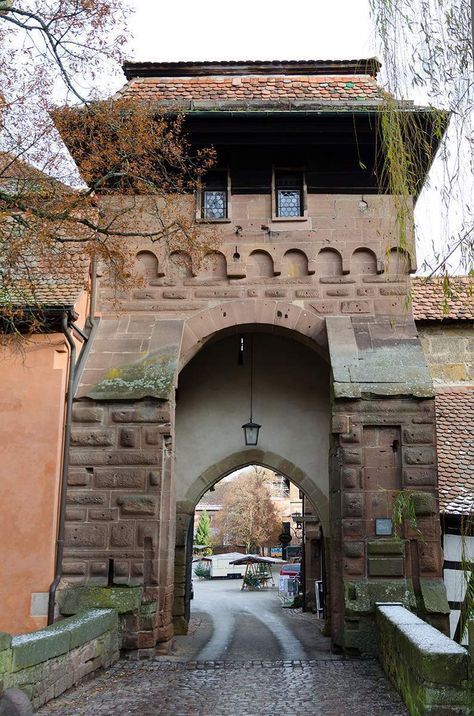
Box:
[411,277,474,322]
[0,153,90,310]
[116,75,384,106]
[436,390,474,514]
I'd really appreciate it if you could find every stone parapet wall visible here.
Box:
[0,609,119,711]
[376,604,472,715]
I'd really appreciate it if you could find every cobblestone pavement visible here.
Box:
[39,659,407,716]
[38,578,407,715]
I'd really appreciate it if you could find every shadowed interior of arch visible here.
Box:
[172,327,331,657]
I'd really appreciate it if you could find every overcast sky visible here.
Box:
[127,0,377,64]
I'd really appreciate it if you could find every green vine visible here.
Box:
[391,489,421,539]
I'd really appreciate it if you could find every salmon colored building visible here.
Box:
[0,154,92,633]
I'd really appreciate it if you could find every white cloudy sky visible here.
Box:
[127,0,377,64]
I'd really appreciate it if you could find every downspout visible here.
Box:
[47,311,76,625]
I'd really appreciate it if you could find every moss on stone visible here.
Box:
[58,586,142,616]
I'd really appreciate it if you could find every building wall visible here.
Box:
[0,289,89,634]
[59,189,447,651]
[0,335,68,634]
[418,324,474,386]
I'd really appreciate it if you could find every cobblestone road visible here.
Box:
[38,578,407,715]
[39,659,407,716]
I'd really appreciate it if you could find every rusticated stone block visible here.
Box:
[404,448,436,465]
[137,524,157,547]
[65,508,86,522]
[67,470,90,487]
[70,430,114,447]
[70,451,157,466]
[66,493,107,506]
[403,468,437,486]
[113,561,130,578]
[117,495,156,516]
[137,632,156,649]
[402,427,433,445]
[341,448,362,465]
[343,493,364,518]
[264,289,287,297]
[95,469,145,490]
[343,558,365,576]
[90,562,108,577]
[331,414,350,434]
[111,407,169,424]
[412,491,437,516]
[62,562,86,576]
[343,542,364,558]
[342,519,365,539]
[326,288,350,297]
[357,287,375,296]
[149,471,161,487]
[65,525,107,548]
[131,562,144,578]
[119,428,139,448]
[342,467,359,488]
[310,300,338,314]
[72,406,104,423]
[162,290,188,299]
[110,523,135,547]
[88,509,118,521]
[295,289,319,298]
[144,429,161,445]
[419,542,442,574]
[341,300,371,313]
[340,426,362,444]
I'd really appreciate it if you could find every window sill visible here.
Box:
[271,215,309,223]
[195,217,232,224]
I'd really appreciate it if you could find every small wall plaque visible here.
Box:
[375,518,393,536]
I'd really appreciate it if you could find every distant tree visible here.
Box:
[214,467,281,553]
[194,510,212,556]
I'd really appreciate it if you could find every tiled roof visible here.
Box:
[117,75,383,106]
[436,390,474,514]
[0,153,90,310]
[0,244,89,309]
[411,277,474,322]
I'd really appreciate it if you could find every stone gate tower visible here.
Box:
[56,59,449,653]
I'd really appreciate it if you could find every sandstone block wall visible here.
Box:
[62,400,175,646]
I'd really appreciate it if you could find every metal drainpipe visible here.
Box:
[47,311,76,625]
[85,256,97,332]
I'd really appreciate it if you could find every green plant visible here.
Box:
[194,510,212,556]
[193,563,211,580]
[243,573,261,589]
[391,490,420,539]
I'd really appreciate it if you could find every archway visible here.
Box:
[173,329,331,633]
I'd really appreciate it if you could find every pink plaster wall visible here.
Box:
[0,288,89,634]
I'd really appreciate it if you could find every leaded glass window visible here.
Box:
[202,170,228,220]
[276,170,304,218]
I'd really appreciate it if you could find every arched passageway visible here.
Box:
[173,329,330,632]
